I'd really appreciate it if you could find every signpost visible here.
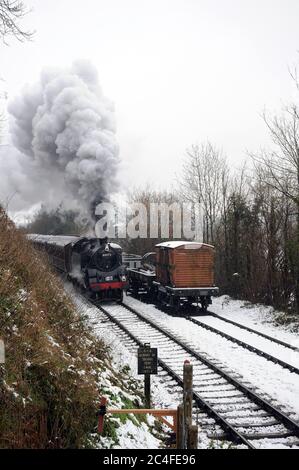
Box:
[138,343,157,408]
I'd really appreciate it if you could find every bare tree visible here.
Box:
[253,108,299,204]
[251,105,299,312]
[120,186,180,255]
[0,0,33,43]
[179,141,230,244]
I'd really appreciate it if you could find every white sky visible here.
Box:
[1,0,299,192]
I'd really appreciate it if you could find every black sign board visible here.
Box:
[138,344,158,375]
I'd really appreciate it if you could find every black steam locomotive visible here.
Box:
[28,234,126,301]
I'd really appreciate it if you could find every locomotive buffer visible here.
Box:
[138,343,158,408]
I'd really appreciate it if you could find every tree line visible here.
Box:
[1,0,296,314]
[123,94,299,315]
[182,107,298,314]
[23,95,299,315]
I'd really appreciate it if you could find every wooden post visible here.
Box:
[183,360,193,448]
[183,360,199,449]
[176,404,184,449]
[97,396,107,434]
[187,424,198,449]
[144,373,151,408]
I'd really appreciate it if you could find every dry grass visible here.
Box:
[0,207,108,448]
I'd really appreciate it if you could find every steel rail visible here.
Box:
[186,316,299,375]
[129,294,299,373]
[121,302,299,439]
[129,291,298,352]
[91,300,253,448]
[207,311,298,352]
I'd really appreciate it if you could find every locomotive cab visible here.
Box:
[80,239,126,301]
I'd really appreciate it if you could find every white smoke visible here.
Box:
[5,60,119,224]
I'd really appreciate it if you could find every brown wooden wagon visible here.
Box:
[153,241,218,311]
[126,241,218,311]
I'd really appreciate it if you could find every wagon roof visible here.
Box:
[155,241,214,249]
[27,234,81,247]
[27,234,123,249]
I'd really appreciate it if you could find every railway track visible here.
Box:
[90,298,299,449]
[129,293,299,375]
[131,291,298,352]
[206,311,298,352]
[186,316,299,375]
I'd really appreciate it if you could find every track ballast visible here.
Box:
[90,298,299,449]
[129,293,299,375]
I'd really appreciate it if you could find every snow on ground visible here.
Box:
[195,310,299,369]
[124,295,299,421]
[212,296,299,347]
[69,286,232,449]
[66,283,299,448]
[95,419,162,450]
[70,288,179,449]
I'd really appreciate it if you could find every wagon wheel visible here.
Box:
[171,297,180,314]
[132,282,139,297]
[200,299,208,313]
[148,286,155,301]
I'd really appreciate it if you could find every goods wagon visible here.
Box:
[155,241,215,288]
[125,241,218,311]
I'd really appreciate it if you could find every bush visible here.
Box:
[0,207,107,448]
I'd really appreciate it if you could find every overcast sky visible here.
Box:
[1,0,299,197]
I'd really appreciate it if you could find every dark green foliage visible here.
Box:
[23,206,85,236]
[0,207,107,447]
[215,189,299,313]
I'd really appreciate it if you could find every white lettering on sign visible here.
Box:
[0,340,4,364]
[137,346,158,375]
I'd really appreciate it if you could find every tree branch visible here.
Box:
[0,0,33,43]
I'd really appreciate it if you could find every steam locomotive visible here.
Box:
[28,234,126,301]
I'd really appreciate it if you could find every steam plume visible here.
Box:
[7,60,119,224]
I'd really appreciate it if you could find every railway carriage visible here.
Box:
[28,234,127,301]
